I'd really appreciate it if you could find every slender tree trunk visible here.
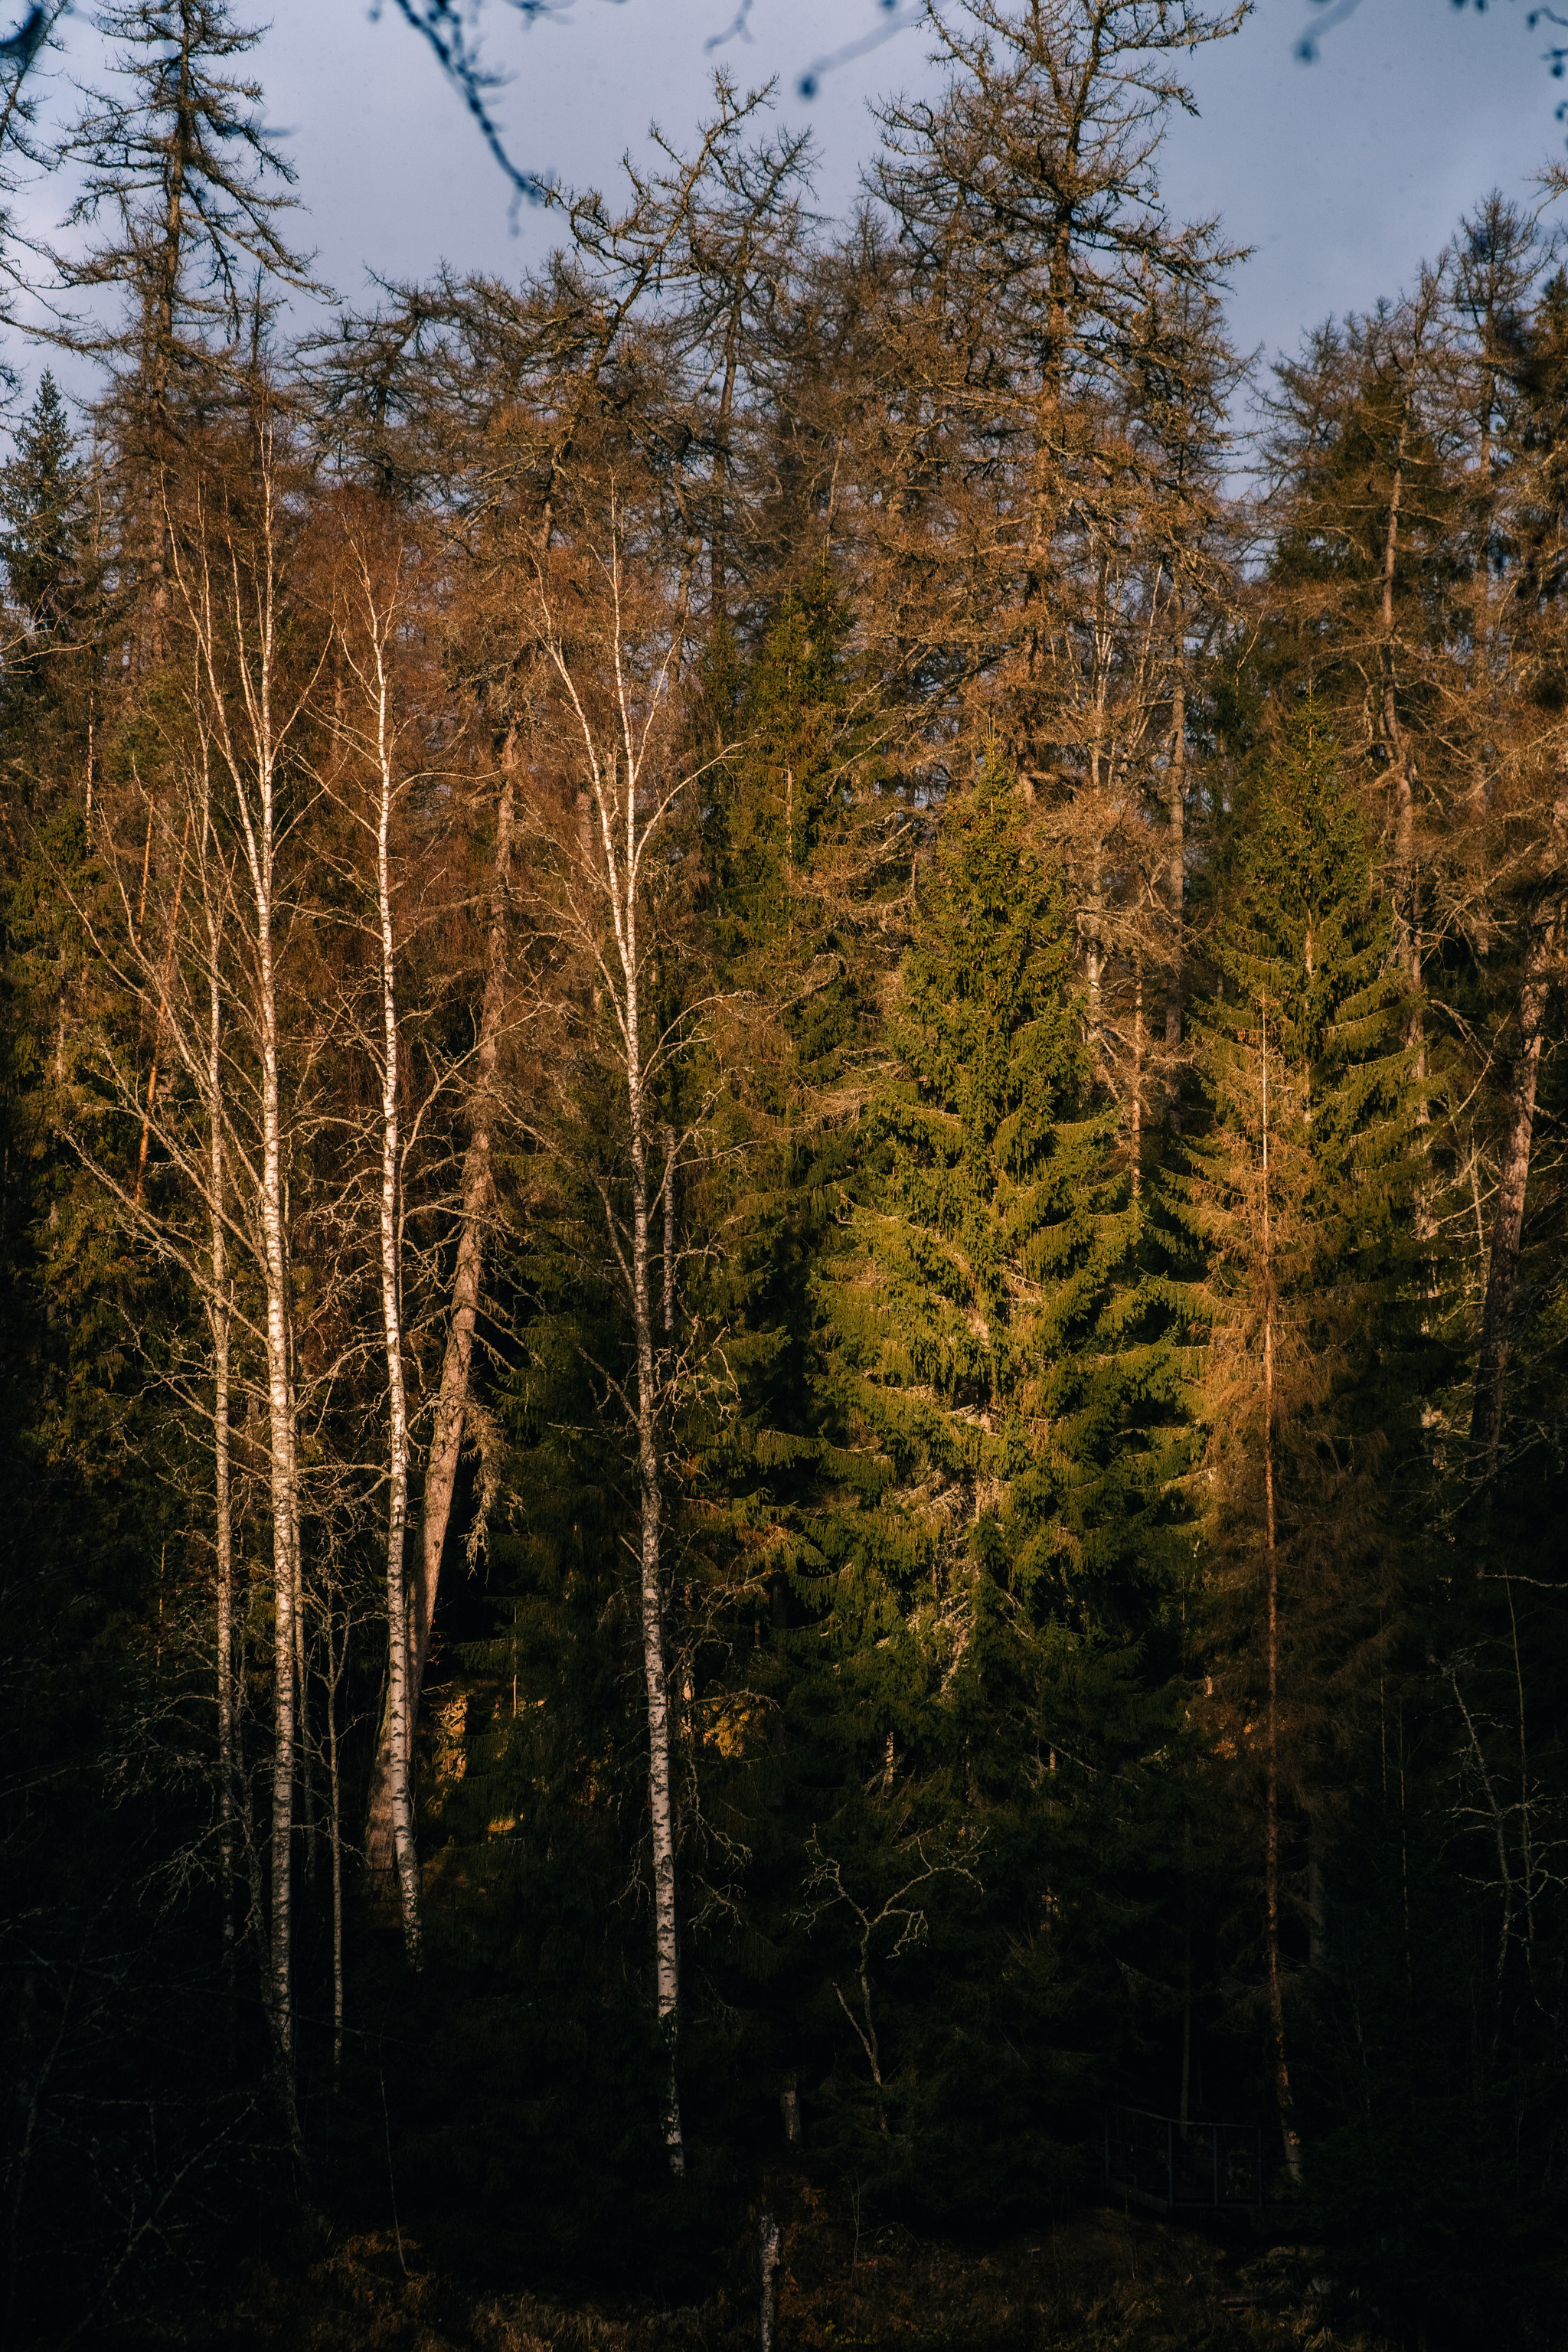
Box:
[202,765,237,1991]
[1179,1815,1192,2136]
[325,1594,345,2084]
[1084,854,1104,1067]
[211,1039,235,1991]
[366,746,515,1871]
[545,571,687,2171]
[1379,418,1429,1124]
[760,2213,781,2352]
[259,941,300,2134]
[135,810,191,1205]
[199,488,302,2148]
[663,1123,677,1335]
[626,925,685,2175]
[376,684,422,1962]
[1470,910,1557,1484]
[1260,1011,1300,2183]
[1130,953,1143,1200]
[286,1284,309,1856]
[1165,605,1186,1049]
[711,294,740,617]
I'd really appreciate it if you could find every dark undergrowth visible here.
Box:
[113,2199,1399,2352]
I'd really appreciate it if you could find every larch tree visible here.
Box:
[864,0,1243,1093]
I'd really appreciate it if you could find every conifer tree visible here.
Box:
[766,750,1191,2190]
[55,0,316,646]
[0,371,100,814]
[1181,701,1426,2177]
[860,0,1243,1105]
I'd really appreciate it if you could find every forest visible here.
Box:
[1,1,1566,2346]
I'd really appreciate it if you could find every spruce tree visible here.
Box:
[759,749,1192,2203]
[55,0,316,651]
[1181,699,1427,2175]
[0,371,99,816]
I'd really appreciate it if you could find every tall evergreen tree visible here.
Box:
[55,0,316,648]
[0,372,100,815]
[1181,701,1427,2174]
[747,750,1194,2203]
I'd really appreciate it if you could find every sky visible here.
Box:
[8,0,1566,390]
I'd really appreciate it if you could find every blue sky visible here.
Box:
[11,0,1566,383]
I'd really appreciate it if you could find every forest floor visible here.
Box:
[128,2197,1391,2352]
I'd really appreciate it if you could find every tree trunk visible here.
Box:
[1179,1816,1192,2136]
[1379,410,1427,1104]
[627,921,685,2176]
[1470,910,1557,1484]
[259,947,301,2138]
[1260,1011,1301,2183]
[1165,608,1186,1049]
[366,745,515,1872]
[376,681,422,1963]
[543,568,688,2171]
[1130,954,1143,1200]
[211,1016,235,1991]
[224,554,302,2144]
[204,779,236,1991]
[664,1123,677,1335]
[325,1593,345,2085]
[760,2213,781,2352]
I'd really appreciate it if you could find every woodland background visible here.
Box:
[1,1,1566,2344]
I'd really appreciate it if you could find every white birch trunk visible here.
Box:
[210,947,235,1988]
[258,869,299,2094]
[365,748,515,1871]
[548,579,688,2175]
[374,636,423,1963]
[619,831,685,2175]
[181,462,302,2126]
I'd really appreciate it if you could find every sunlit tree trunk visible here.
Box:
[175,456,304,2145]
[370,608,422,1963]
[1165,599,1186,1049]
[208,890,235,1990]
[1470,907,1558,1487]
[365,737,515,1873]
[547,560,687,2173]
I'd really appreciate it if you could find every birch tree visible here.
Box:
[166,440,315,2121]
[362,725,516,1880]
[534,534,702,2177]
[321,518,425,1959]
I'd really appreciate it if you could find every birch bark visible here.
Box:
[175,460,304,2129]
[208,887,235,1987]
[546,564,687,2174]
[364,740,515,1873]
[369,600,422,1962]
